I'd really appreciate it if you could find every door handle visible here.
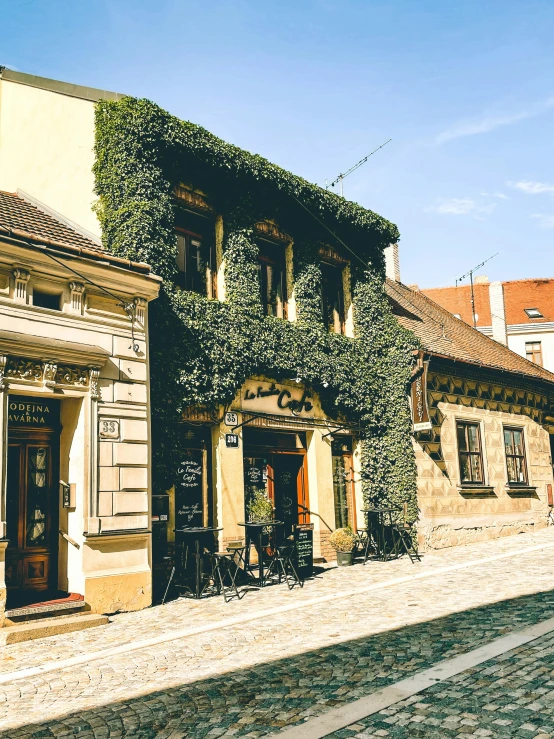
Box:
[59,530,80,549]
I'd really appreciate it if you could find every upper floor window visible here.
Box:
[525,341,543,366]
[175,228,216,298]
[503,427,528,485]
[321,261,345,333]
[33,290,62,311]
[258,241,287,318]
[456,421,484,484]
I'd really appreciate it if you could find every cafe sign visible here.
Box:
[238,380,314,418]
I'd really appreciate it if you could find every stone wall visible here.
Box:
[415,366,553,550]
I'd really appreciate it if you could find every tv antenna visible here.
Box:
[326,138,392,198]
[455,253,498,329]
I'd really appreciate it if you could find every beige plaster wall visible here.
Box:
[415,370,553,550]
[0,238,159,621]
[0,79,99,237]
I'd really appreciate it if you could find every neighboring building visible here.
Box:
[388,277,554,549]
[0,191,160,625]
[421,276,554,373]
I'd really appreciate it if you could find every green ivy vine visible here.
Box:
[93,96,420,525]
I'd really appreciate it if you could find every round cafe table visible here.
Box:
[174,526,223,599]
[238,521,284,587]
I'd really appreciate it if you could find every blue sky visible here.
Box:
[4,0,554,287]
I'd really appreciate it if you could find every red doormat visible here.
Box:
[7,590,84,610]
[27,592,84,609]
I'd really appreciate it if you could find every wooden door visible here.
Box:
[5,432,58,593]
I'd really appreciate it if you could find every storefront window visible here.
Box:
[332,437,356,529]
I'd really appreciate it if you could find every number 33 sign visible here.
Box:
[99,419,120,439]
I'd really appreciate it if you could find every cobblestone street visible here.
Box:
[3,528,554,738]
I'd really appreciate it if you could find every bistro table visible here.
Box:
[238,521,284,587]
[174,526,223,599]
[361,508,399,563]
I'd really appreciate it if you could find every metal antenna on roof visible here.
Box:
[455,253,499,329]
[325,139,392,198]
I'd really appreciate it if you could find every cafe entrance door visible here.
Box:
[6,429,59,600]
[243,430,309,535]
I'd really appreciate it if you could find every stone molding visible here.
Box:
[1,355,101,393]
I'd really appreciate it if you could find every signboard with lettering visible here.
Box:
[8,396,59,428]
[175,451,204,528]
[411,361,432,432]
[238,380,314,418]
[294,523,314,580]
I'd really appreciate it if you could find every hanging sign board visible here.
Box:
[239,380,314,418]
[175,452,203,528]
[411,361,432,432]
[294,523,314,580]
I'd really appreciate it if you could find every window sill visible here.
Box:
[506,485,537,497]
[457,485,496,496]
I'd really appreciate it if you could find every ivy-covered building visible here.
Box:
[0,67,418,566]
[3,66,553,596]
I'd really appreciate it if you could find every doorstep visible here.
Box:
[0,612,109,645]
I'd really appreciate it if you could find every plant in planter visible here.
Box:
[247,490,274,523]
[329,527,357,566]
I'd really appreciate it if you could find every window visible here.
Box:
[524,308,543,319]
[258,241,287,318]
[332,437,356,530]
[504,427,528,485]
[456,421,484,484]
[33,290,61,311]
[175,229,216,296]
[525,341,543,366]
[321,261,345,333]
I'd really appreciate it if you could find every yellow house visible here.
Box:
[0,189,160,628]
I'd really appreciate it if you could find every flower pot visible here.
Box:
[336,551,353,567]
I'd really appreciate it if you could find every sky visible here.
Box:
[3,0,554,287]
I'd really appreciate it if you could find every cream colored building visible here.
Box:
[0,191,160,625]
[388,278,554,549]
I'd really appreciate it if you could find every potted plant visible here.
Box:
[247,490,274,523]
[330,527,357,566]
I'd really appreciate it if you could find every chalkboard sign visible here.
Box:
[176,451,203,528]
[294,523,314,580]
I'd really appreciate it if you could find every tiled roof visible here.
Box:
[0,191,153,275]
[421,278,554,327]
[502,278,554,325]
[0,191,103,252]
[386,279,554,384]
[420,283,491,327]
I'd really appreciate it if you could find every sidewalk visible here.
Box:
[2,528,554,737]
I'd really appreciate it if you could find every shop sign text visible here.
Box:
[240,380,314,418]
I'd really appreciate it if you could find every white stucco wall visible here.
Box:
[507,327,554,374]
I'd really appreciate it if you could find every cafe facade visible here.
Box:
[0,191,160,625]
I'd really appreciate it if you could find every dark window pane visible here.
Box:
[457,424,468,452]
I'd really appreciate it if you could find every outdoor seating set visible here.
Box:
[162,520,304,604]
[355,504,420,564]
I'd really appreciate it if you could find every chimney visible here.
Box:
[384,243,400,282]
[489,281,507,345]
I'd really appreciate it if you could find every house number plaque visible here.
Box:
[99,419,120,439]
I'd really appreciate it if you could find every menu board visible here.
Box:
[176,451,203,528]
[294,523,314,580]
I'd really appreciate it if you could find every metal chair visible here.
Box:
[265,543,303,590]
[390,504,421,563]
[211,552,243,602]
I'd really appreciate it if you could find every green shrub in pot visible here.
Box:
[329,527,357,566]
[247,490,274,523]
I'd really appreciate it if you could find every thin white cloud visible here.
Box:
[507,180,554,195]
[481,191,509,200]
[434,96,554,145]
[531,213,554,229]
[426,198,497,217]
